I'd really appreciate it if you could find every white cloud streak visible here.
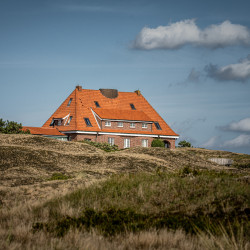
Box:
[223,134,250,147]
[225,118,250,132]
[201,136,219,148]
[205,55,250,82]
[133,19,250,50]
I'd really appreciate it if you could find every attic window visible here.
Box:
[66,116,72,125]
[67,98,73,107]
[94,101,100,108]
[50,119,54,126]
[154,122,162,130]
[130,103,136,110]
[84,118,92,127]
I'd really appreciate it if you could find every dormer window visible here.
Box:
[142,123,147,128]
[130,103,136,110]
[66,116,72,125]
[84,118,92,127]
[117,122,123,127]
[50,118,63,126]
[154,122,162,130]
[94,101,100,108]
[130,122,135,128]
[67,98,73,107]
[105,121,111,127]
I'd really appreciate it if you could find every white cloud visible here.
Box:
[205,56,250,82]
[223,134,250,147]
[133,19,250,50]
[201,136,219,148]
[226,118,250,132]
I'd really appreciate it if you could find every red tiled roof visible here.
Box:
[42,87,179,136]
[93,109,152,121]
[23,127,66,136]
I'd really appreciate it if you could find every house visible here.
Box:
[25,86,179,149]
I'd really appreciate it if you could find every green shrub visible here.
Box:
[151,139,164,147]
[178,140,192,147]
[0,118,30,134]
[82,140,118,152]
[48,173,71,181]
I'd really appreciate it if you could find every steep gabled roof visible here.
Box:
[42,87,178,136]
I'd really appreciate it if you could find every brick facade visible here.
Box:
[69,133,175,149]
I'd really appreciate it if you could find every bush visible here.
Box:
[178,140,192,148]
[151,139,164,147]
[0,118,30,134]
[82,140,119,152]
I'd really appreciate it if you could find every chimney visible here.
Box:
[76,85,82,91]
[134,90,141,96]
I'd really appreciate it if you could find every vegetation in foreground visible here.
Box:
[2,168,248,249]
[0,134,249,249]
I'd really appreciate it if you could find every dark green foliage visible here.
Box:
[33,170,250,238]
[151,139,164,147]
[82,140,118,152]
[48,173,71,181]
[178,140,192,147]
[33,207,249,237]
[0,118,30,134]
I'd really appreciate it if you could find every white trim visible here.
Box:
[62,131,98,135]
[91,108,101,129]
[61,130,179,139]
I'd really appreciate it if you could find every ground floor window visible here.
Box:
[108,137,115,146]
[141,139,148,147]
[124,138,130,148]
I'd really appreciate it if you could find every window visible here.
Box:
[50,119,54,126]
[94,101,100,108]
[142,123,147,129]
[130,103,136,110]
[84,118,92,127]
[130,122,135,128]
[84,138,91,141]
[117,122,123,127]
[124,138,130,148]
[154,122,162,130]
[66,116,73,125]
[108,137,115,146]
[67,98,73,107]
[141,139,148,147]
[105,121,111,127]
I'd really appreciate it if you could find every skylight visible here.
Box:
[84,118,92,127]
[154,122,162,130]
[67,98,73,107]
[94,101,100,108]
[130,103,136,110]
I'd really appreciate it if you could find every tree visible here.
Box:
[178,140,192,148]
[151,139,164,147]
[0,118,30,134]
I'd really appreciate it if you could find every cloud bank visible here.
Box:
[205,55,250,82]
[222,117,250,132]
[223,134,250,147]
[133,19,250,50]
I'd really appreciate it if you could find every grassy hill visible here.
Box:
[0,134,249,249]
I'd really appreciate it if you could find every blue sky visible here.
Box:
[0,0,250,154]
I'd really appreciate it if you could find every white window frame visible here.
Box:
[130,122,135,128]
[142,123,147,129]
[105,121,111,127]
[117,121,123,127]
[141,139,148,147]
[124,138,130,148]
[108,137,115,146]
